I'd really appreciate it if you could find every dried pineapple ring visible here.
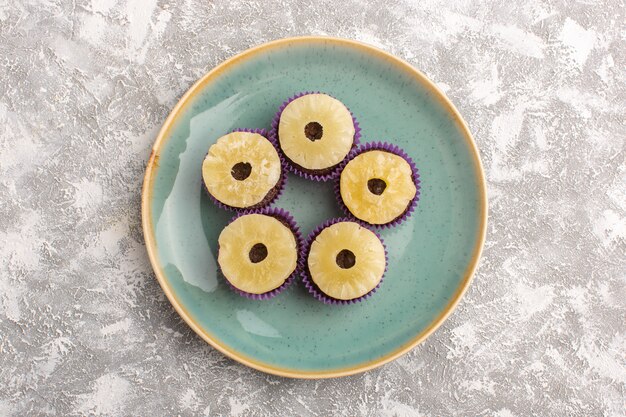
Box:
[340,150,417,225]
[307,221,386,301]
[218,213,298,295]
[277,94,356,171]
[202,131,282,209]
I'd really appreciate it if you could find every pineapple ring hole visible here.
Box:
[231,162,252,181]
[249,243,268,263]
[367,178,387,195]
[304,121,323,141]
[335,249,356,269]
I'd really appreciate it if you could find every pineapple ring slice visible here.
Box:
[278,94,355,170]
[308,222,386,300]
[340,150,417,225]
[218,214,298,294]
[202,132,281,208]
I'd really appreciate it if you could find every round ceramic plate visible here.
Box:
[142,37,487,378]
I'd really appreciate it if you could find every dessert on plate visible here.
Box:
[302,219,386,304]
[217,208,302,300]
[271,93,360,181]
[338,142,420,228]
[202,129,284,211]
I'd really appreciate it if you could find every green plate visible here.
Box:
[142,37,487,378]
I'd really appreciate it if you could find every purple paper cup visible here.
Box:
[203,128,287,212]
[335,141,421,229]
[270,92,361,182]
[219,207,303,300]
[300,218,388,305]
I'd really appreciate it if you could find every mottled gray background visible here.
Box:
[1,0,624,415]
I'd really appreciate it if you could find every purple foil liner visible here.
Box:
[269,92,362,182]
[335,141,421,229]
[221,207,304,300]
[205,128,288,212]
[300,218,388,305]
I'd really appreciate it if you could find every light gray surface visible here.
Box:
[1,0,624,415]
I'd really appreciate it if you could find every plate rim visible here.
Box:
[141,36,488,379]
